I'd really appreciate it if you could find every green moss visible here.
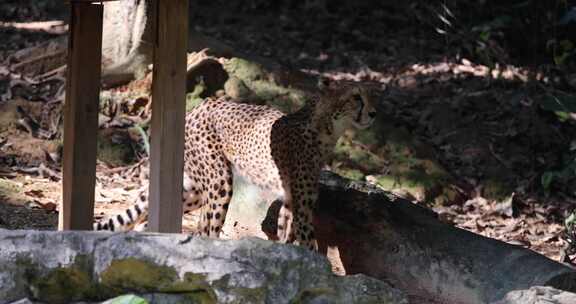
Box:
[100,258,178,293]
[186,82,206,112]
[434,186,462,206]
[23,255,115,303]
[222,58,266,81]
[17,256,220,304]
[96,131,134,166]
[333,136,384,172]
[163,272,207,292]
[31,267,92,304]
[212,274,266,304]
[161,272,216,303]
[230,287,267,303]
[224,76,254,101]
[482,179,514,201]
[222,57,306,113]
[370,151,453,204]
[333,168,365,181]
[100,259,218,303]
[373,175,426,199]
[290,288,334,304]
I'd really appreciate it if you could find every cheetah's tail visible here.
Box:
[93,191,148,232]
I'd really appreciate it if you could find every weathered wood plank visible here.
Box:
[148,0,189,232]
[59,2,103,230]
[67,0,118,2]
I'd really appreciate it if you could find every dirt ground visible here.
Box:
[1,0,575,268]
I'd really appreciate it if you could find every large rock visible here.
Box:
[494,286,576,304]
[0,229,406,304]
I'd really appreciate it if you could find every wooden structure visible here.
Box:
[59,0,188,232]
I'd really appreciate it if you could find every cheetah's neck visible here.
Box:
[288,99,347,161]
[310,110,348,163]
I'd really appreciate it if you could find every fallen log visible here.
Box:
[223,172,576,303]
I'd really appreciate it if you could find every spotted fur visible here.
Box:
[94,81,376,250]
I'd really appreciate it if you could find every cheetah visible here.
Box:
[94,80,377,250]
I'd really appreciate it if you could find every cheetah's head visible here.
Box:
[318,79,377,131]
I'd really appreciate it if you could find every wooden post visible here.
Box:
[59,1,103,230]
[148,0,189,232]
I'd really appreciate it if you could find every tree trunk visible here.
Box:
[100,0,258,88]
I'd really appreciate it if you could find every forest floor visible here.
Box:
[1,1,575,266]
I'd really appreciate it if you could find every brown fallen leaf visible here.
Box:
[24,189,44,198]
[41,202,58,212]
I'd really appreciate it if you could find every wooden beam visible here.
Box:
[67,0,118,2]
[59,2,103,230]
[148,0,189,233]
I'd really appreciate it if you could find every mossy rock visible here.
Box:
[332,121,460,205]
[186,81,207,112]
[221,58,266,82]
[31,267,93,304]
[292,288,336,304]
[482,178,515,202]
[100,258,216,303]
[222,58,306,113]
[100,258,179,293]
[97,129,135,166]
[23,255,100,304]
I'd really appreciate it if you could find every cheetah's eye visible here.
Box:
[352,94,362,102]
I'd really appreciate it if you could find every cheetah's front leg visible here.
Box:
[277,196,294,243]
[196,154,234,238]
[278,176,319,251]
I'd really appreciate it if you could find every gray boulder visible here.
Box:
[0,229,406,304]
[493,286,576,304]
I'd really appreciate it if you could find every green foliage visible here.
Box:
[541,146,576,193]
[564,209,576,256]
[531,87,576,194]
[428,0,575,67]
[566,212,576,231]
[104,295,149,304]
[537,91,576,121]
[541,160,576,191]
[548,39,575,66]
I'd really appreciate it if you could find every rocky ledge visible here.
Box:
[0,229,406,304]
